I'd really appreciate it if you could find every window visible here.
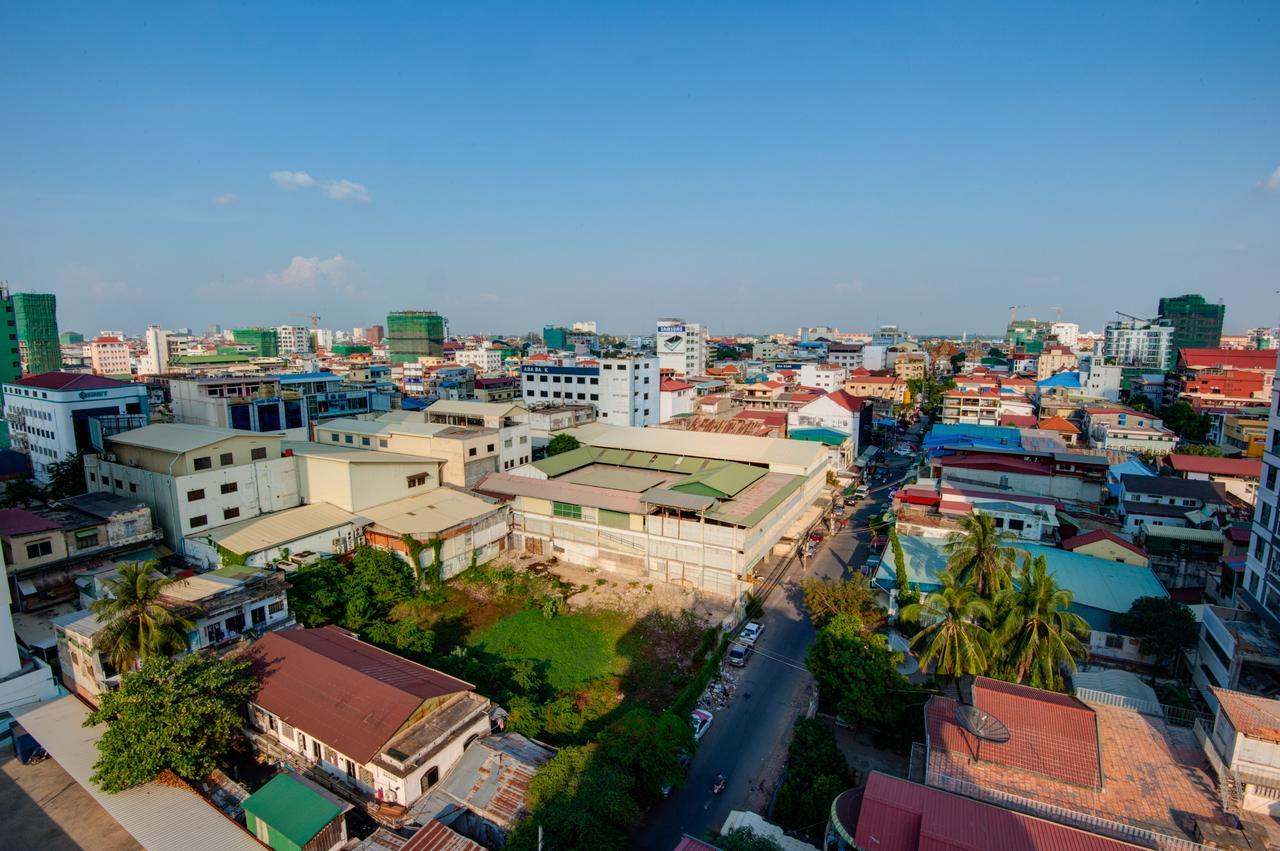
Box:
[88,472,96,483]
[1257,536,1268,560]
[219,452,234,466]
[487,443,495,452]
[422,766,440,793]
[25,540,54,559]
[187,488,205,502]
[1269,465,1278,493]
[1007,519,1025,532]
[331,433,340,442]
[344,434,354,444]
[407,473,429,488]
[189,514,208,529]
[379,438,388,448]
[221,482,238,495]
[75,530,100,550]
[1104,634,1124,650]
[223,507,241,520]
[129,482,137,493]
[1263,502,1274,530]
[469,447,477,457]
[114,479,124,489]
[193,456,212,470]
[268,599,285,615]
[553,501,583,519]
[313,740,322,760]
[251,446,268,461]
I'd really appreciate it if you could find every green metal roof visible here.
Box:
[1140,525,1224,543]
[641,487,719,511]
[173,354,251,364]
[789,427,851,447]
[242,773,343,848]
[532,446,600,477]
[669,463,766,498]
[708,474,805,528]
[574,467,668,492]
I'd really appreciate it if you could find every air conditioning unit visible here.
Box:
[104,453,117,462]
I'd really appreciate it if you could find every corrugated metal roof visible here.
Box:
[400,820,486,851]
[1139,525,1228,543]
[641,487,718,511]
[249,626,474,764]
[241,772,346,846]
[13,696,264,851]
[288,441,444,465]
[202,503,368,556]
[409,734,554,830]
[424,400,526,418]
[568,422,826,474]
[107,423,271,453]
[477,473,646,514]
[572,467,669,492]
[361,488,505,538]
[1212,688,1280,745]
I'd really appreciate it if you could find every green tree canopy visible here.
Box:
[546,433,581,456]
[90,561,195,672]
[901,570,993,693]
[995,555,1089,690]
[46,451,88,500]
[772,718,853,834]
[1159,400,1211,441]
[717,827,784,851]
[1112,596,1198,677]
[597,708,693,801]
[801,576,876,630]
[806,614,912,728]
[86,654,258,793]
[1175,443,1223,457]
[942,512,1016,597]
[507,746,640,851]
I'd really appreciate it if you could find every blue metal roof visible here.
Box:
[922,423,1022,452]
[1036,371,1082,389]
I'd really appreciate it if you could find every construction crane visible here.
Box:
[290,312,321,331]
[1009,305,1029,323]
[1051,306,1062,321]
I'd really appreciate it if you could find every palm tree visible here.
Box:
[90,561,194,673]
[942,511,1016,597]
[901,569,993,697]
[996,554,1089,691]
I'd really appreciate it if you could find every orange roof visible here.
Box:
[1179,348,1276,371]
[1212,688,1280,745]
[1037,415,1081,434]
[660,378,693,392]
[825,389,867,412]
[1060,530,1147,560]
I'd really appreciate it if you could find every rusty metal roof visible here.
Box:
[409,734,554,830]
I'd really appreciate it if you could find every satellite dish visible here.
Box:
[954,704,1010,763]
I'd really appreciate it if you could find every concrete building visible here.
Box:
[520,355,658,426]
[655,319,709,377]
[1159,293,1225,352]
[1241,352,1280,632]
[1102,316,1175,372]
[313,418,499,488]
[233,327,280,358]
[825,342,864,371]
[1084,407,1178,456]
[84,424,301,551]
[139,325,173,376]
[12,292,61,376]
[88,337,130,376]
[1050,321,1080,348]
[478,423,831,597]
[1117,474,1229,535]
[786,390,869,469]
[3,372,149,483]
[169,372,394,435]
[454,345,505,374]
[0,546,60,714]
[659,378,695,422]
[1035,345,1078,381]
[0,286,24,389]
[387,311,446,363]
[798,362,848,392]
[525,403,597,452]
[276,325,312,354]
[424,400,531,472]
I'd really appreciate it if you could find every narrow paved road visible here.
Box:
[631,434,921,850]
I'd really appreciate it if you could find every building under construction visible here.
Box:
[386,311,445,364]
[232,327,280,358]
[13,292,61,375]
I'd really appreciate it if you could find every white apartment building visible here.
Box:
[571,321,598,334]
[277,325,312,354]
[659,378,695,422]
[424,399,532,472]
[140,325,173,376]
[1242,351,1280,626]
[84,425,301,552]
[799,363,848,392]
[1102,317,1175,372]
[656,319,709,377]
[3,373,149,483]
[315,328,335,351]
[88,337,130,376]
[1050,321,1080,348]
[521,355,659,427]
[454,346,505,375]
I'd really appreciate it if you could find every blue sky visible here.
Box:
[2,2,1278,337]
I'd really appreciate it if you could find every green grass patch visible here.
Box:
[474,610,628,692]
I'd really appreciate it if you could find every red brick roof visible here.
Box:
[11,371,134,391]
[1165,454,1262,479]
[249,626,473,764]
[1211,688,1280,745]
[400,820,485,851]
[1179,348,1276,371]
[822,389,867,412]
[659,378,694,392]
[1037,415,1081,434]
[1060,529,1147,560]
[850,772,1142,851]
[927,678,1101,789]
[999,414,1038,428]
[734,409,786,426]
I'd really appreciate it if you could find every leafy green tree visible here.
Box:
[343,546,416,629]
[1159,400,1210,441]
[717,827,784,851]
[806,614,912,727]
[772,718,852,833]
[546,434,581,456]
[90,561,195,672]
[86,654,257,792]
[1112,596,1198,679]
[995,555,1088,690]
[286,557,349,626]
[949,352,967,371]
[0,475,46,508]
[598,708,693,801]
[942,511,1015,597]
[507,746,640,851]
[46,451,88,499]
[901,570,993,695]
[890,527,909,593]
[1176,443,1223,457]
[801,576,876,629]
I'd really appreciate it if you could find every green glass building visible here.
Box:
[386,311,445,364]
[1158,293,1224,353]
[0,288,21,446]
[13,292,62,375]
[232,327,281,358]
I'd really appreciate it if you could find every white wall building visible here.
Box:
[1050,321,1080,348]
[798,363,848,392]
[139,325,172,376]
[454,346,505,375]
[276,325,312,354]
[1103,318,1175,371]
[598,355,659,427]
[659,378,695,422]
[3,373,150,483]
[1242,351,1280,627]
[0,550,60,715]
[571,321,598,334]
[655,319,709,377]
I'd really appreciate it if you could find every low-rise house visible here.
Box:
[893,482,1061,543]
[1035,415,1081,446]
[360,488,510,581]
[1138,524,1226,595]
[1084,407,1177,456]
[246,626,494,809]
[185,502,369,569]
[1189,606,1280,707]
[659,377,696,422]
[1164,453,1262,506]
[525,403,596,454]
[313,418,499,488]
[1059,529,1148,566]
[931,445,1109,505]
[1117,474,1229,535]
[785,390,869,468]
[424,400,532,472]
[242,771,352,851]
[1199,688,1280,824]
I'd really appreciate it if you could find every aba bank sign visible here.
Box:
[78,390,110,400]
[658,325,686,333]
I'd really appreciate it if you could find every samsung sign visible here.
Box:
[657,325,686,333]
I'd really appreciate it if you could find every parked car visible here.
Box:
[740,621,764,645]
[854,486,870,499]
[691,709,714,741]
[727,642,752,667]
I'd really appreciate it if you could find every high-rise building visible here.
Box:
[386,311,445,364]
[12,292,61,375]
[367,324,384,344]
[655,318,709,377]
[1049,321,1080,348]
[0,288,22,387]
[1158,293,1224,353]
[276,325,311,354]
[1241,351,1279,625]
[232,327,280,358]
[543,326,569,351]
[141,325,172,375]
[1102,317,1175,371]
[59,331,84,345]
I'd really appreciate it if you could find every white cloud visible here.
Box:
[213,192,239,205]
[271,170,371,202]
[1267,165,1280,193]
[260,255,349,292]
[271,170,316,191]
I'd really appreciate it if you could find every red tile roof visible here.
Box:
[927,678,1101,789]
[1179,348,1276,371]
[825,389,867,413]
[0,508,61,536]
[999,414,1038,428]
[850,772,1142,851]
[734,410,786,426]
[659,379,694,392]
[249,626,473,764]
[673,838,720,851]
[1037,415,1081,434]
[10,371,134,391]
[1060,530,1147,560]
[1211,688,1280,745]
[1165,454,1262,479]
[939,454,1048,477]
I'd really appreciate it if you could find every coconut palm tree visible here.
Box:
[901,569,993,697]
[942,511,1016,597]
[90,561,194,673]
[996,554,1089,691]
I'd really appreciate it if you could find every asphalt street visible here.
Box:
[631,428,923,850]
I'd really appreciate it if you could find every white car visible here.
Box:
[740,621,764,645]
[691,709,714,741]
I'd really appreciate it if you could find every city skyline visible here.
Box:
[3,3,1279,334]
